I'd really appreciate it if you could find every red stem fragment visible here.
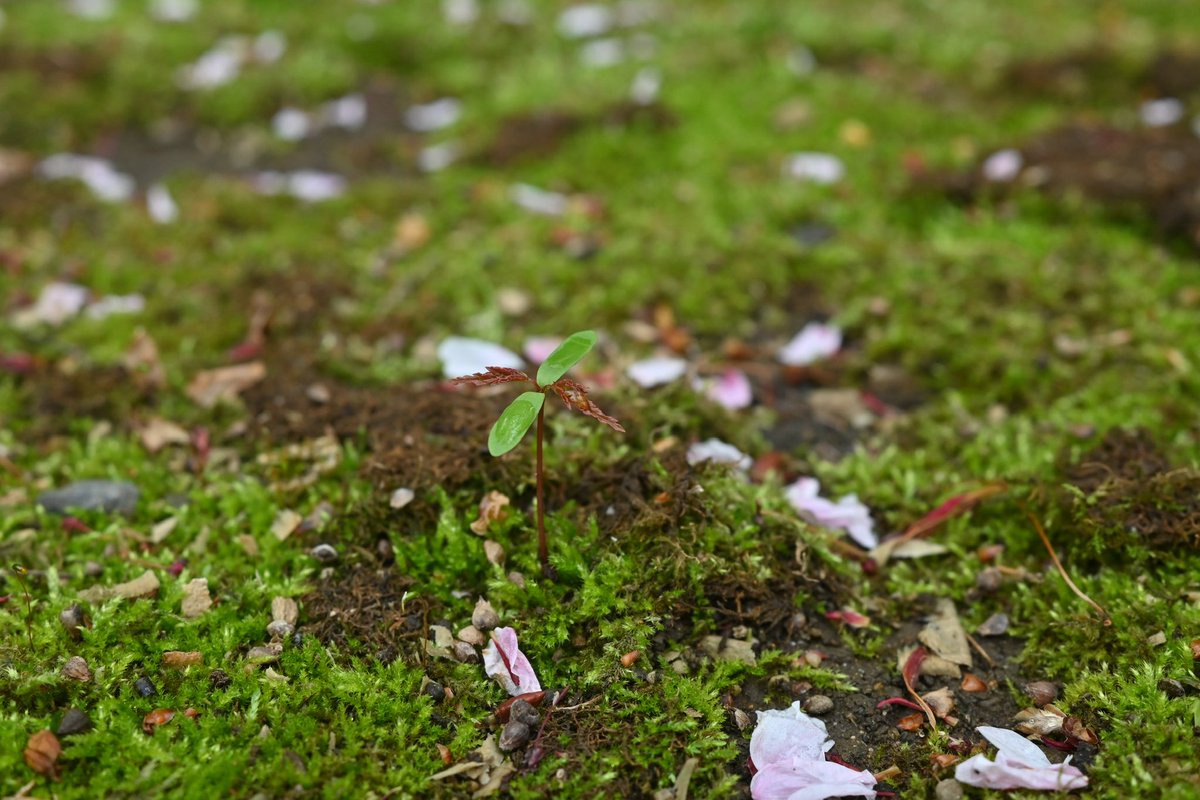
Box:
[901,647,939,734]
[900,483,1008,544]
[496,691,546,722]
[876,697,923,712]
[1026,512,1111,625]
[536,402,548,573]
[524,685,568,770]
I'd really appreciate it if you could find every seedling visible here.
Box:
[453,331,624,573]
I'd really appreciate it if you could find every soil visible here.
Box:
[482,101,676,167]
[930,122,1200,252]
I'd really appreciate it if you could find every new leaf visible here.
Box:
[488,391,545,457]
[536,330,597,387]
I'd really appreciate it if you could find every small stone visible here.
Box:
[975,567,1003,593]
[83,561,103,577]
[77,569,160,603]
[389,488,415,509]
[507,571,526,589]
[62,656,92,682]
[267,620,294,639]
[247,644,283,665]
[181,578,212,618]
[424,681,446,702]
[209,669,232,690]
[458,625,486,647]
[306,383,331,404]
[767,674,792,694]
[59,604,88,639]
[977,612,1009,636]
[1023,680,1059,706]
[934,778,963,800]
[56,708,93,737]
[452,641,479,663]
[733,708,751,730]
[509,698,540,727]
[472,598,500,631]
[38,480,139,515]
[310,543,338,563]
[802,695,834,715]
[429,625,455,650]
[162,650,203,668]
[698,635,757,665]
[1148,631,1167,646]
[483,540,505,565]
[134,676,158,697]
[498,720,531,751]
[1158,678,1186,698]
[271,597,299,626]
[376,538,394,564]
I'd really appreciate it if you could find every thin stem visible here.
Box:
[1027,512,1111,625]
[535,402,548,572]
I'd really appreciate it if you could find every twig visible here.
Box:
[1026,512,1111,625]
[964,632,996,669]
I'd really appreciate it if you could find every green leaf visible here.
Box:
[488,391,545,456]
[536,330,598,386]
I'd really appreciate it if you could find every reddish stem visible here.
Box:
[536,401,548,573]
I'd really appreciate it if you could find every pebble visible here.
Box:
[56,708,93,737]
[472,599,500,631]
[1158,678,1185,699]
[452,641,479,663]
[509,698,540,727]
[698,635,757,666]
[134,676,158,697]
[424,680,446,702]
[181,578,212,618]
[1023,680,1058,706]
[247,644,282,665]
[388,488,415,509]
[498,719,531,751]
[310,543,338,563]
[458,625,486,647]
[802,695,834,715]
[267,620,294,639]
[209,669,232,690]
[935,778,963,800]
[62,656,92,682]
[271,597,299,626]
[59,604,87,639]
[38,480,140,515]
[977,612,1009,636]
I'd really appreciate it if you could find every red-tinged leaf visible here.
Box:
[1040,735,1078,752]
[902,483,1006,540]
[1063,716,1099,745]
[902,647,927,688]
[228,340,264,363]
[62,516,90,533]
[825,608,871,628]
[450,366,533,387]
[550,378,625,432]
[877,697,923,711]
[897,713,925,731]
[0,595,10,603]
[183,708,200,720]
[142,708,176,734]
[495,690,546,722]
[930,753,960,769]
[167,558,187,577]
[0,353,39,375]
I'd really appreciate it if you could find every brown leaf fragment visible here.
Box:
[163,651,203,668]
[77,569,160,604]
[450,366,532,387]
[124,328,166,391]
[922,687,956,719]
[918,599,972,667]
[470,491,510,535]
[186,361,266,408]
[930,753,960,769]
[142,708,175,735]
[1063,716,1099,746]
[24,730,61,779]
[137,417,190,452]
[1013,705,1066,737]
[61,656,92,682]
[898,712,926,731]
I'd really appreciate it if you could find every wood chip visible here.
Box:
[269,509,302,541]
[77,569,160,603]
[181,578,212,618]
[185,361,266,408]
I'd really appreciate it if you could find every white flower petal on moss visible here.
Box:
[686,438,752,472]
[778,322,841,366]
[627,357,687,388]
[481,627,541,696]
[785,478,877,548]
[438,337,523,379]
[955,726,1088,791]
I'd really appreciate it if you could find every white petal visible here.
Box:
[404,98,462,132]
[510,183,568,216]
[627,357,687,388]
[777,323,841,366]
[437,337,523,379]
[558,4,613,38]
[686,438,751,472]
[784,153,844,185]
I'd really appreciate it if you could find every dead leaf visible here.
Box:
[674,756,700,800]
[918,599,972,668]
[23,730,61,778]
[181,578,212,618]
[123,328,166,391]
[1013,705,1066,737]
[961,673,988,693]
[269,509,302,541]
[163,651,203,668]
[890,540,950,559]
[77,570,160,603]
[897,712,925,731]
[922,687,956,719]
[137,417,190,452]
[1063,716,1099,745]
[186,361,266,408]
[470,491,511,535]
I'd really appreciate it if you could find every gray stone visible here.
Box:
[57,708,93,737]
[498,720,530,751]
[802,695,834,715]
[38,480,140,515]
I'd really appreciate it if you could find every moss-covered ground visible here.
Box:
[2,1,1199,797]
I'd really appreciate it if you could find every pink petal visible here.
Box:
[524,336,563,365]
[749,702,834,770]
[481,627,542,696]
[686,438,752,471]
[704,368,753,410]
[785,478,877,548]
[955,726,1088,791]
[751,759,877,800]
[627,357,687,388]
[778,323,842,366]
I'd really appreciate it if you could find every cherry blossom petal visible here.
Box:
[955,726,1088,791]
[785,478,877,548]
[750,703,834,769]
[778,323,842,366]
[12,282,89,328]
[686,438,752,472]
[524,336,563,365]
[481,627,541,696]
[783,153,844,185]
[627,357,687,388]
[700,368,753,410]
[438,337,524,379]
[751,759,877,800]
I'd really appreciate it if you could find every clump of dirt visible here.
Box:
[1064,428,1200,551]
[932,122,1200,251]
[18,364,155,438]
[1142,51,1200,100]
[557,448,699,536]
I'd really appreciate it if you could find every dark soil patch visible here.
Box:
[932,122,1200,252]
[299,563,430,665]
[18,364,155,438]
[482,101,676,166]
[1063,427,1170,493]
[556,448,698,537]
[1142,52,1200,100]
[1001,47,1138,103]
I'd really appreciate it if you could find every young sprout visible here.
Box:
[453,330,624,574]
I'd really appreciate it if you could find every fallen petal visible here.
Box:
[437,337,523,379]
[778,322,842,366]
[627,356,688,388]
[482,627,541,696]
